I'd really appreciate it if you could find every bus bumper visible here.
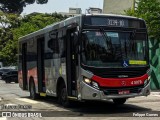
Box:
[81,81,150,101]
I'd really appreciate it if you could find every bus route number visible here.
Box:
[107,19,125,27]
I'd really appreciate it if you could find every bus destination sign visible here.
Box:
[88,17,130,27]
[84,16,146,28]
[107,19,126,27]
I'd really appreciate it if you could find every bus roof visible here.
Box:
[19,14,144,42]
[19,14,82,42]
[85,13,143,20]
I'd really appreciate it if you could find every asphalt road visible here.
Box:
[0,80,160,120]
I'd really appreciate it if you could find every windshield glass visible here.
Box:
[81,30,148,67]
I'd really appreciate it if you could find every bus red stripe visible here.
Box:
[91,74,148,87]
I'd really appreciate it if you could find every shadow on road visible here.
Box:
[19,96,152,117]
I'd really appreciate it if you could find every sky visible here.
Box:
[22,0,104,15]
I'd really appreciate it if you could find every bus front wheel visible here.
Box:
[58,84,71,107]
[113,98,127,105]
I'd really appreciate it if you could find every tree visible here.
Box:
[0,12,21,65]
[0,12,21,53]
[0,0,48,14]
[13,12,65,39]
[0,12,66,65]
[125,0,160,39]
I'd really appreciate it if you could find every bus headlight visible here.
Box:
[84,78,92,84]
[83,77,99,89]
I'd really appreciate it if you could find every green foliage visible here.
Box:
[125,0,160,39]
[124,8,135,16]
[0,12,21,65]
[0,0,48,14]
[0,12,66,65]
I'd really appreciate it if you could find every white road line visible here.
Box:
[15,98,39,104]
[0,117,7,120]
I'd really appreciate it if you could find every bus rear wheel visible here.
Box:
[58,84,71,107]
[5,80,10,83]
[29,80,39,100]
[113,98,127,105]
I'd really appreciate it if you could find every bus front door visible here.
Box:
[66,28,78,97]
[37,37,45,92]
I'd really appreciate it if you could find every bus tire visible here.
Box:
[29,80,39,100]
[5,80,9,83]
[113,98,127,105]
[58,84,71,107]
[15,80,18,83]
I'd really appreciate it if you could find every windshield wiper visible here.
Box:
[124,39,127,58]
[129,29,137,56]
[99,28,114,53]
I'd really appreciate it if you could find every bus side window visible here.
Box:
[48,31,59,55]
[48,39,59,53]
[59,37,65,58]
[73,32,79,53]
[48,39,53,51]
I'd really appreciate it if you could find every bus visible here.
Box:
[18,14,150,107]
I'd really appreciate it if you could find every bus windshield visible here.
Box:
[81,30,148,68]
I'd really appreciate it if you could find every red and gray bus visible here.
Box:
[18,14,150,107]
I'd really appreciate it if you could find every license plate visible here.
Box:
[118,90,130,95]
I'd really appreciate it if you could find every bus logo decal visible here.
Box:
[121,81,126,86]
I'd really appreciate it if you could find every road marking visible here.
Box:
[15,98,39,104]
[0,117,7,120]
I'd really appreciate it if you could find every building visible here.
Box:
[103,0,160,14]
[59,7,102,17]
[59,8,82,17]
[69,8,82,14]
[103,0,135,14]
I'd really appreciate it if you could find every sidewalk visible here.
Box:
[151,90,160,95]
